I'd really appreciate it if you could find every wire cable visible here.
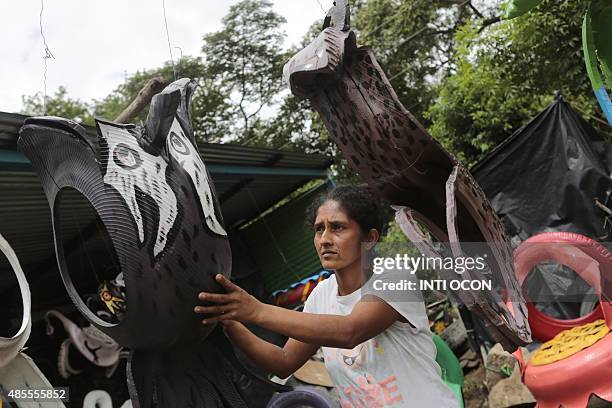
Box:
[39,0,55,115]
[162,0,177,81]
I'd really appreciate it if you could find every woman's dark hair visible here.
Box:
[305,184,389,235]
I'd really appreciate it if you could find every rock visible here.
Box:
[488,361,535,408]
[486,343,517,389]
[441,319,468,351]
[460,349,480,369]
[462,364,488,408]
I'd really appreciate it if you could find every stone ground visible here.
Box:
[463,364,490,408]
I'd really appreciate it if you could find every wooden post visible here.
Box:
[114,76,167,124]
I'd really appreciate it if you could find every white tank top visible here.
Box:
[303,274,459,407]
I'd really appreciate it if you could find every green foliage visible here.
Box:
[93,56,206,123]
[21,86,93,125]
[352,0,477,122]
[381,219,410,245]
[505,0,544,19]
[242,22,326,152]
[427,0,602,166]
[191,77,233,143]
[18,0,608,175]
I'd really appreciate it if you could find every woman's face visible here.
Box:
[313,200,368,272]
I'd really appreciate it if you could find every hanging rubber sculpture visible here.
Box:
[18,78,287,407]
[283,0,531,351]
[44,310,128,379]
[0,232,31,368]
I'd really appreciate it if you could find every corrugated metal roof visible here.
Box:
[0,112,330,169]
[0,112,332,301]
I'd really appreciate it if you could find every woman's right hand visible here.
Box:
[195,274,264,325]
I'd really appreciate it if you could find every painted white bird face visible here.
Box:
[166,118,226,237]
[18,78,234,354]
[98,118,227,258]
[99,123,178,257]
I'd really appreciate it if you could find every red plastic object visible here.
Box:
[521,334,612,407]
[524,302,602,342]
[512,232,612,407]
[273,272,330,308]
[514,232,612,342]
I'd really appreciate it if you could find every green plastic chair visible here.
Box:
[432,334,464,408]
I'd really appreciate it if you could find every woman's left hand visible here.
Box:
[195,274,263,325]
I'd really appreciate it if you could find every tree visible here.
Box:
[426,0,607,166]
[243,22,322,148]
[191,77,234,143]
[352,0,494,123]
[200,0,288,143]
[21,86,94,125]
[202,0,287,143]
[93,57,206,123]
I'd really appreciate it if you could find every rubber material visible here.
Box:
[284,22,531,351]
[514,232,612,342]
[267,387,334,408]
[0,233,31,368]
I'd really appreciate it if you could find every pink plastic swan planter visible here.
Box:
[512,232,612,407]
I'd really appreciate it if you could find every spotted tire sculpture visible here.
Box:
[283,0,530,351]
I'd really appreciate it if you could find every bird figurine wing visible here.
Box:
[283,1,531,351]
[18,78,288,407]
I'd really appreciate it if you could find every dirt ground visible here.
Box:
[462,364,489,408]
[462,363,538,408]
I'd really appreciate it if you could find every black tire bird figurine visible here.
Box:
[18,79,285,407]
[283,0,531,351]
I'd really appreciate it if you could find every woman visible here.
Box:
[195,185,458,407]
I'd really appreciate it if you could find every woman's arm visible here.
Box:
[222,321,318,379]
[196,275,402,349]
[255,295,400,348]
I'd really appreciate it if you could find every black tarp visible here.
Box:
[471,96,612,320]
[472,96,611,241]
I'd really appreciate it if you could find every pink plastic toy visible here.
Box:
[511,232,612,408]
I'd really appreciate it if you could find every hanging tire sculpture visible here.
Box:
[514,231,611,342]
[283,0,530,351]
[0,233,31,368]
[266,387,334,408]
[18,78,287,408]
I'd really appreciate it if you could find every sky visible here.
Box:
[0,0,334,114]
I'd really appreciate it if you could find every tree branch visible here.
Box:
[114,76,166,124]
[468,1,484,18]
[238,48,249,135]
[478,16,502,33]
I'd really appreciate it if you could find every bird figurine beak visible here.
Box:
[323,0,351,31]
